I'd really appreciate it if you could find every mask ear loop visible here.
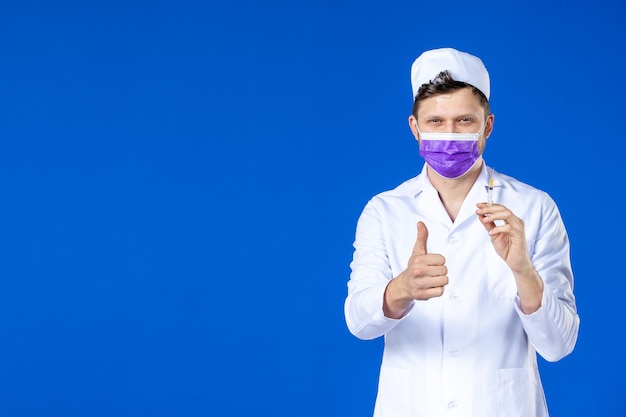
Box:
[414,121,423,140]
[478,119,489,137]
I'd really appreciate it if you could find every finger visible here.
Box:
[477,212,496,233]
[412,221,429,256]
[415,274,449,288]
[488,222,514,236]
[413,285,446,300]
[408,260,447,277]
[476,202,499,216]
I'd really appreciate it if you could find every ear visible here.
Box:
[408,115,420,141]
[484,114,495,139]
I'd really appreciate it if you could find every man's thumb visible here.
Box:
[412,221,428,255]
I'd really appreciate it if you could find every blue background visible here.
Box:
[0,0,623,415]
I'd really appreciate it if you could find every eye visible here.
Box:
[459,117,472,123]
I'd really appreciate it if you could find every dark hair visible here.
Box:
[412,70,490,117]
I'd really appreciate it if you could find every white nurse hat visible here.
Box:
[410,47,490,100]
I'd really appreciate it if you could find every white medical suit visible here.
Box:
[345,162,579,417]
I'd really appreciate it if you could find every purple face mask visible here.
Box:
[417,130,482,179]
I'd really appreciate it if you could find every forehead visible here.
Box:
[417,88,485,118]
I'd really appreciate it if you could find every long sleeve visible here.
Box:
[344,200,413,340]
[515,192,580,361]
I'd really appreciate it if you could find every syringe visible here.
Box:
[487,176,494,206]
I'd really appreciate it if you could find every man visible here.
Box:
[344,48,579,417]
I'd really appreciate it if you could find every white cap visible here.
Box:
[410,48,490,100]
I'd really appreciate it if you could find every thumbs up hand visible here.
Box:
[405,221,448,299]
[383,222,449,318]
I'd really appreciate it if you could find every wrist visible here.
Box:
[383,276,413,319]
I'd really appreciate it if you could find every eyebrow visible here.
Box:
[422,113,481,120]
